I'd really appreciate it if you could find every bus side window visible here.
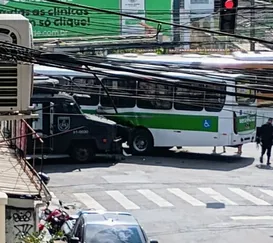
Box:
[204,83,226,112]
[137,81,172,110]
[101,78,136,108]
[73,77,100,106]
[174,83,204,111]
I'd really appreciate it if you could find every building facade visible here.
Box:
[0,119,50,243]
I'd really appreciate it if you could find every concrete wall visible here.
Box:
[5,197,36,243]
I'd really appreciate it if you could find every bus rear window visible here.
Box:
[236,80,255,105]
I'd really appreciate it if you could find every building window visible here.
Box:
[180,0,185,9]
[191,0,209,4]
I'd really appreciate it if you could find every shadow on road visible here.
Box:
[35,147,255,173]
[33,155,117,173]
[255,164,273,170]
[123,148,255,172]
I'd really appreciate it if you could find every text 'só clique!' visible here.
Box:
[38,17,91,27]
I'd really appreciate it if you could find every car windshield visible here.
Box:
[84,224,145,243]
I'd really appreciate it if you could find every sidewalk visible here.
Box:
[174,143,260,159]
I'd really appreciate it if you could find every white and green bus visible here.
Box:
[34,65,257,155]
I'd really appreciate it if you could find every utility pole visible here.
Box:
[250,0,255,51]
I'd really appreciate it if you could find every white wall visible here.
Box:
[5,198,36,243]
[0,192,8,243]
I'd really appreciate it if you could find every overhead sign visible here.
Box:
[0,0,121,38]
[0,0,172,39]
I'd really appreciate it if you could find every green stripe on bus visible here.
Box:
[82,109,218,132]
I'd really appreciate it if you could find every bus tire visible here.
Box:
[70,143,95,163]
[130,128,154,155]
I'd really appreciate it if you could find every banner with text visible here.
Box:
[120,0,145,35]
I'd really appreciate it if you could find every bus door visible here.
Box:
[31,102,54,154]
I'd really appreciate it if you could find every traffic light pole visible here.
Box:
[250,0,255,51]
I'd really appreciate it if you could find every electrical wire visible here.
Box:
[3,1,270,45]
[2,38,273,122]
[1,39,273,103]
[43,0,273,46]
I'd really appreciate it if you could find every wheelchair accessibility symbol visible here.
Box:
[203,119,211,128]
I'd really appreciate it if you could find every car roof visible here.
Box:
[80,211,139,226]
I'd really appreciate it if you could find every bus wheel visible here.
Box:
[71,145,95,163]
[130,129,153,155]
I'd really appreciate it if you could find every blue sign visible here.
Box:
[203,119,211,129]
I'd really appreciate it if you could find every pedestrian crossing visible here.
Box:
[106,191,140,210]
[229,188,271,206]
[168,188,205,206]
[199,187,238,206]
[50,187,273,211]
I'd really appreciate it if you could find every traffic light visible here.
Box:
[219,0,238,34]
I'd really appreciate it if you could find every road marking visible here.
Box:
[259,189,273,198]
[73,193,106,211]
[229,188,271,206]
[231,216,273,221]
[167,188,206,206]
[137,189,174,207]
[199,187,237,205]
[106,191,140,210]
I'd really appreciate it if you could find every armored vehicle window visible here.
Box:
[55,101,81,114]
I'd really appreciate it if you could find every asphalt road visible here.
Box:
[41,143,273,243]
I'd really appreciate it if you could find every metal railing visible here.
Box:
[0,119,51,202]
